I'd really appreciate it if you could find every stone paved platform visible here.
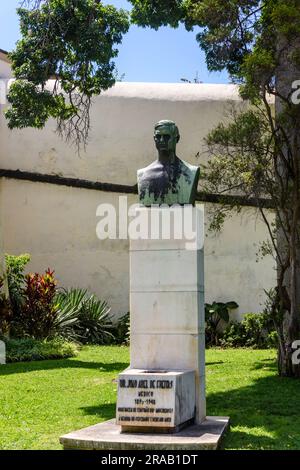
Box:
[60,417,229,450]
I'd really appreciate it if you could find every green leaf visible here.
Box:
[226,301,239,310]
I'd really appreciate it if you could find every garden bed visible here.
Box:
[4,338,78,363]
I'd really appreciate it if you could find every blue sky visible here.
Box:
[0,0,229,84]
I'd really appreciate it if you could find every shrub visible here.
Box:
[1,254,30,336]
[9,269,86,340]
[265,330,278,349]
[112,312,130,345]
[4,337,78,363]
[14,269,58,339]
[0,276,12,336]
[242,312,272,347]
[3,254,115,345]
[219,321,248,348]
[205,301,238,346]
[220,312,278,349]
[54,288,114,344]
[5,253,30,317]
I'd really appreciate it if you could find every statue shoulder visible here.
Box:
[137,161,157,179]
[179,159,200,178]
[137,167,144,179]
[137,166,147,181]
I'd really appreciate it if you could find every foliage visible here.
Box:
[4,337,78,362]
[11,268,81,340]
[220,312,278,349]
[129,1,299,85]
[243,312,277,348]
[6,0,129,148]
[205,300,238,346]
[2,253,30,336]
[2,253,114,344]
[200,104,277,235]
[14,269,58,339]
[200,95,299,373]
[219,320,247,348]
[0,277,12,337]
[3,258,81,339]
[54,288,114,344]
[1,252,115,345]
[112,312,130,345]
[5,253,30,318]
[130,0,186,29]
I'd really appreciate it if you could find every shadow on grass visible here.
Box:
[80,403,116,421]
[205,361,224,366]
[250,358,278,372]
[208,372,300,449]
[0,359,129,376]
[0,358,224,376]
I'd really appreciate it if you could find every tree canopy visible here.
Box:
[6,0,129,148]
[129,1,300,97]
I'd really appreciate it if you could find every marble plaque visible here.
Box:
[116,369,195,429]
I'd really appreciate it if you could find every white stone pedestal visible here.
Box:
[125,206,206,426]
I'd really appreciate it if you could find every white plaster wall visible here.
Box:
[204,204,275,320]
[0,57,12,79]
[0,82,241,184]
[0,180,6,279]
[0,82,276,318]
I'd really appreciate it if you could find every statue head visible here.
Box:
[154,120,180,154]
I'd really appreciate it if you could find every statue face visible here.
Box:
[154,124,177,153]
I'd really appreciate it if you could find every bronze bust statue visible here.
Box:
[137,120,200,206]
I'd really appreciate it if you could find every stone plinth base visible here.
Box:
[120,417,194,434]
[60,417,229,451]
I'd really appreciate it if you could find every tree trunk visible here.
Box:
[275,35,300,377]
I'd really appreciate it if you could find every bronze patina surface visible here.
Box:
[137,120,200,206]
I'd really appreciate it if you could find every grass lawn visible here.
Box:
[0,346,299,450]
